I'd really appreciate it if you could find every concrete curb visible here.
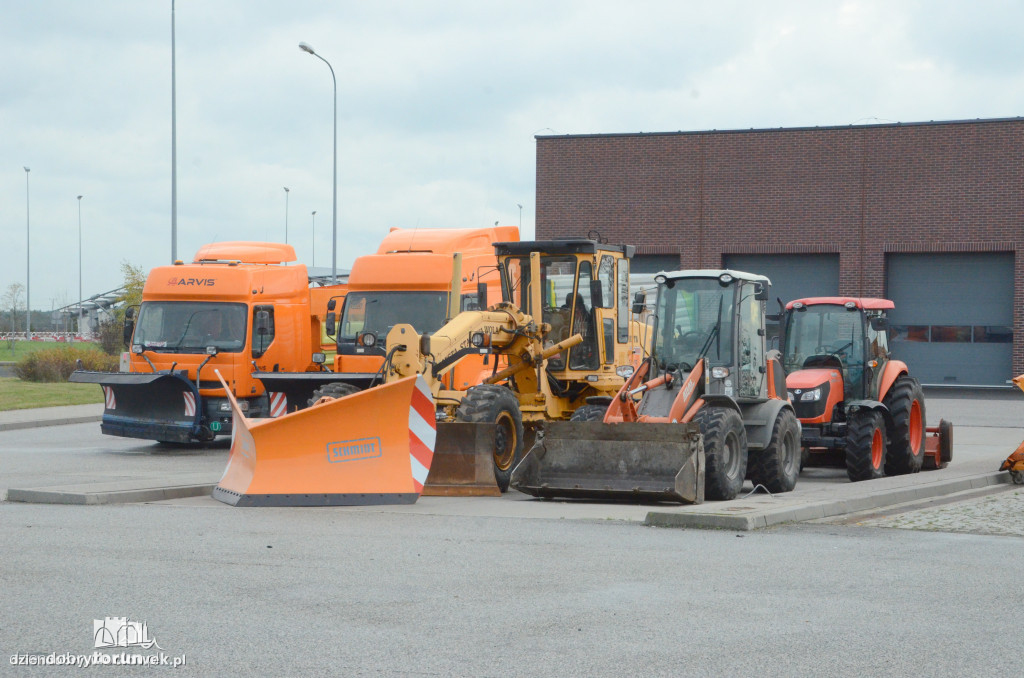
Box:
[6,484,216,506]
[0,414,102,432]
[644,472,1013,531]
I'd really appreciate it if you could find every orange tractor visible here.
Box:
[780,297,951,481]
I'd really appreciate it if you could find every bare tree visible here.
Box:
[2,282,25,348]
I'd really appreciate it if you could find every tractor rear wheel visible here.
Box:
[846,410,887,481]
[883,375,926,475]
[455,385,524,492]
[307,382,361,407]
[748,408,801,493]
[695,406,748,500]
[569,404,608,422]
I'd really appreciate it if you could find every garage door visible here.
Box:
[723,254,840,347]
[723,254,840,310]
[887,253,1013,387]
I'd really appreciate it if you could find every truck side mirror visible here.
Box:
[325,312,336,336]
[122,306,136,345]
[754,282,769,301]
[870,316,888,331]
[590,279,604,308]
[631,291,646,315]
[476,281,488,311]
[327,298,336,312]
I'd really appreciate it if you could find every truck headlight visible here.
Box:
[800,388,822,402]
[710,366,730,379]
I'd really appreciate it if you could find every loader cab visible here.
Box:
[651,270,771,400]
[781,298,893,405]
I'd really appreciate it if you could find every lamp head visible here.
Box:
[299,42,315,55]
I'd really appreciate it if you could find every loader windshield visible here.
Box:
[133,301,248,353]
[653,279,733,370]
[338,291,448,344]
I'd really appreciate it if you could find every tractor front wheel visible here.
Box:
[695,406,748,501]
[455,385,524,492]
[846,410,887,482]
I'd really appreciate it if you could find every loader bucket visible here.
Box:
[212,372,436,507]
[422,422,501,497]
[69,370,203,443]
[511,421,705,504]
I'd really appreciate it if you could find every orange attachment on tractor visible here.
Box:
[212,371,436,507]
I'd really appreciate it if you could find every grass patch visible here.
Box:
[0,377,104,411]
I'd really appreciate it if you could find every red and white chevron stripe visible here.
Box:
[183,391,196,417]
[407,375,436,492]
[268,392,287,418]
[102,386,116,410]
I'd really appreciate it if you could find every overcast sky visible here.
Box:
[3,0,1023,311]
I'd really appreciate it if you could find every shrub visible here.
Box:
[97,318,126,356]
[15,344,119,382]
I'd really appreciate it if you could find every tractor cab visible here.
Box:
[781,297,894,420]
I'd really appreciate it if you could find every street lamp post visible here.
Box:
[298,41,338,284]
[24,167,31,339]
[283,186,290,243]
[311,211,317,268]
[517,203,523,231]
[171,0,178,263]
[77,195,83,336]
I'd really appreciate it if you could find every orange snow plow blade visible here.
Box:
[212,371,436,506]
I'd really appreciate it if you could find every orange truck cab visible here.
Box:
[70,242,346,444]
[255,226,518,411]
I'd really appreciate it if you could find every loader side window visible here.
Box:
[617,260,629,343]
[598,256,615,309]
[252,305,275,358]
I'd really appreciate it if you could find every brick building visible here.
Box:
[535,117,1024,386]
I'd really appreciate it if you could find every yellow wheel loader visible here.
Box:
[512,270,801,504]
[215,239,647,505]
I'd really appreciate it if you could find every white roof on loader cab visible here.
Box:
[658,269,772,285]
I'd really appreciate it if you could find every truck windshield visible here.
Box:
[133,301,248,353]
[338,292,448,341]
[783,304,865,378]
[653,279,734,369]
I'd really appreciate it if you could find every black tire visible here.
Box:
[846,410,887,482]
[307,382,361,407]
[694,406,748,501]
[455,384,524,492]
[748,408,801,493]
[569,404,607,422]
[882,375,926,475]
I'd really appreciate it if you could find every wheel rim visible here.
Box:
[723,431,742,478]
[909,400,923,455]
[871,426,884,469]
[783,428,798,473]
[493,411,517,471]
